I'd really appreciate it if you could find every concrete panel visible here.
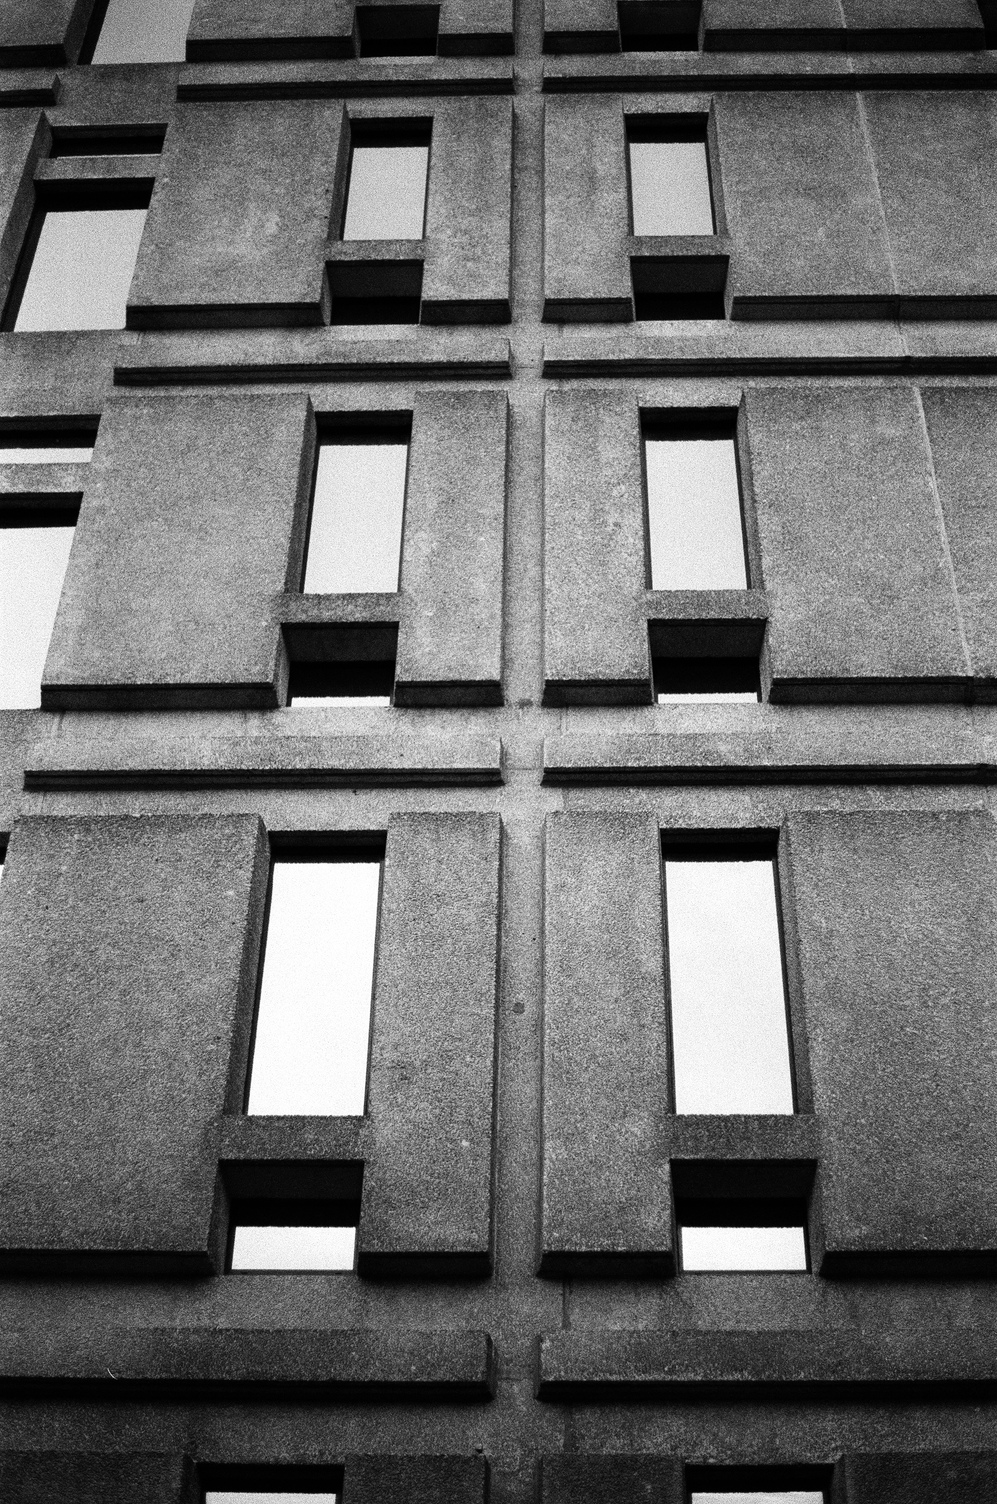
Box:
[544,0,619,51]
[744,386,969,701]
[543,96,631,321]
[396,391,507,706]
[541,813,673,1274]
[0,0,91,64]
[841,0,984,49]
[543,1456,683,1504]
[704,0,846,50]
[439,0,514,55]
[0,1453,195,1504]
[360,814,501,1276]
[922,388,997,697]
[44,393,314,711]
[864,92,997,314]
[128,101,344,329]
[714,93,895,317]
[784,811,997,1274]
[187,0,357,60]
[841,1452,997,1504]
[543,389,651,704]
[0,814,268,1274]
[0,111,45,320]
[422,99,512,323]
[347,1456,489,1504]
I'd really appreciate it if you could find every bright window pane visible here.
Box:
[0,527,74,708]
[692,1494,824,1504]
[646,437,747,590]
[208,1497,338,1504]
[247,862,380,1116]
[229,1224,356,1272]
[0,448,92,464]
[289,696,391,708]
[681,1225,808,1271]
[303,444,407,594]
[658,691,758,704]
[91,0,195,63]
[666,858,794,1114]
[342,146,429,240]
[629,140,714,236]
[15,209,147,331]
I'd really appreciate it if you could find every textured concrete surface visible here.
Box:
[0,109,45,320]
[0,1451,197,1504]
[542,95,630,320]
[422,99,512,323]
[0,0,90,66]
[187,0,358,62]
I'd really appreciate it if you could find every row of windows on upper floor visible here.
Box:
[3,122,719,331]
[0,833,812,1278]
[0,421,754,710]
[11,0,992,67]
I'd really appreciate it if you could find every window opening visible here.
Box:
[619,1,702,51]
[245,854,382,1116]
[644,428,748,590]
[203,1463,343,1503]
[655,658,760,704]
[628,119,715,238]
[229,1220,357,1273]
[302,439,407,595]
[341,133,431,241]
[7,202,148,331]
[0,504,77,708]
[84,0,195,64]
[687,1464,831,1504]
[356,4,440,56]
[664,845,795,1114]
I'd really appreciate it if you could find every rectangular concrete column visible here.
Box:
[784,811,997,1275]
[0,111,46,315]
[713,92,895,318]
[863,92,997,315]
[543,96,631,320]
[422,99,512,323]
[743,385,969,701]
[0,0,91,64]
[128,101,345,328]
[359,814,501,1276]
[542,388,651,704]
[0,814,269,1275]
[395,391,507,706]
[541,813,673,1274]
[44,393,315,710]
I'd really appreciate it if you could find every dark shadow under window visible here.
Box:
[655,657,760,703]
[328,261,423,325]
[224,1162,363,1274]
[201,1463,343,1501]
[673,1161,815,1274]
[619,0,701,51]
[356,3,439,55]
[687,1463,831,1503]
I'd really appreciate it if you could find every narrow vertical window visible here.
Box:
[302,438,407,595]
[342,131,430,241]
[0,474,78,707]
[628,119,715,238]
[665,846,795,1114]
[85,0,195,63]
[246,855,381,1116]
[645,424,747,591]
[7,204,148,331]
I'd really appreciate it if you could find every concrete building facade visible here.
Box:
[1,0,997,1499]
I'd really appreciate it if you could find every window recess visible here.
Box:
[245,850,383,1115]
[687,1464,831,1504]
[283,620,399,707]
[302,432,408,597]
[664,839,796,1115]
[222,1161,363,1274]
[330,121,431,323]
[619,0,701,51]
[81,0,195,64]
[673,1160,815,1274]
[202,1464,342,1504]
[627,115,728,319]
[356,3,440,56]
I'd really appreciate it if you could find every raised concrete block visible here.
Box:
[128,101,345,328]
[360,814,501,1275]
[439,0,514,54]
[744,385,969,701]
[840,1452,997,1504]
[542,1456,683,1504]
[714,92,895,317]
[541,813,673,1273]
[0,0,91,64]
[542,388,651,704]
[784,811,997,1274]
[0,111,46,319]
[704,0,845,50]
[543,96,631,321]
[0,1453,196,1504]
[0,814,268,1274]
[44,393,314,711]
[864,92,997,316]
[396,390,508,705]
[544,0,620,51]
[187,0,357,60]
[422,98,512,323]
[347,1456,489,1504]
[841,0,983,49]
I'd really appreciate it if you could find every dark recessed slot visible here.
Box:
[632,257,726,321]
[627,112,710,145]
[686,1463,832,1501]
[49,127,167,157]
[0,502,80,528]
[673,1161,815,1274]
[200,1463,345,1497]
[356,4,440,55]
[654,656,760,701]
[284,622,398,703]
[619,0,701,50]
[288,661,397,699]
[222,1162,363,1274]
[328,261,423,325]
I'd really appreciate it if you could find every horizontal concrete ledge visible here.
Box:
[115,332,512,385]
[542,734,996,786]
[24,735,503,790]
[0,462,88,501]
[219,1115,367,1164]
[177,58,514,101]
[0,70,59,105]
[537,1331,997,1397]
[0,1330,494,1398]
[542,54,997,92]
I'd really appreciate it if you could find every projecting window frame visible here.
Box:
[242,838,386,1121]
[672,1160,818,1277]
[661,832,809,1119]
